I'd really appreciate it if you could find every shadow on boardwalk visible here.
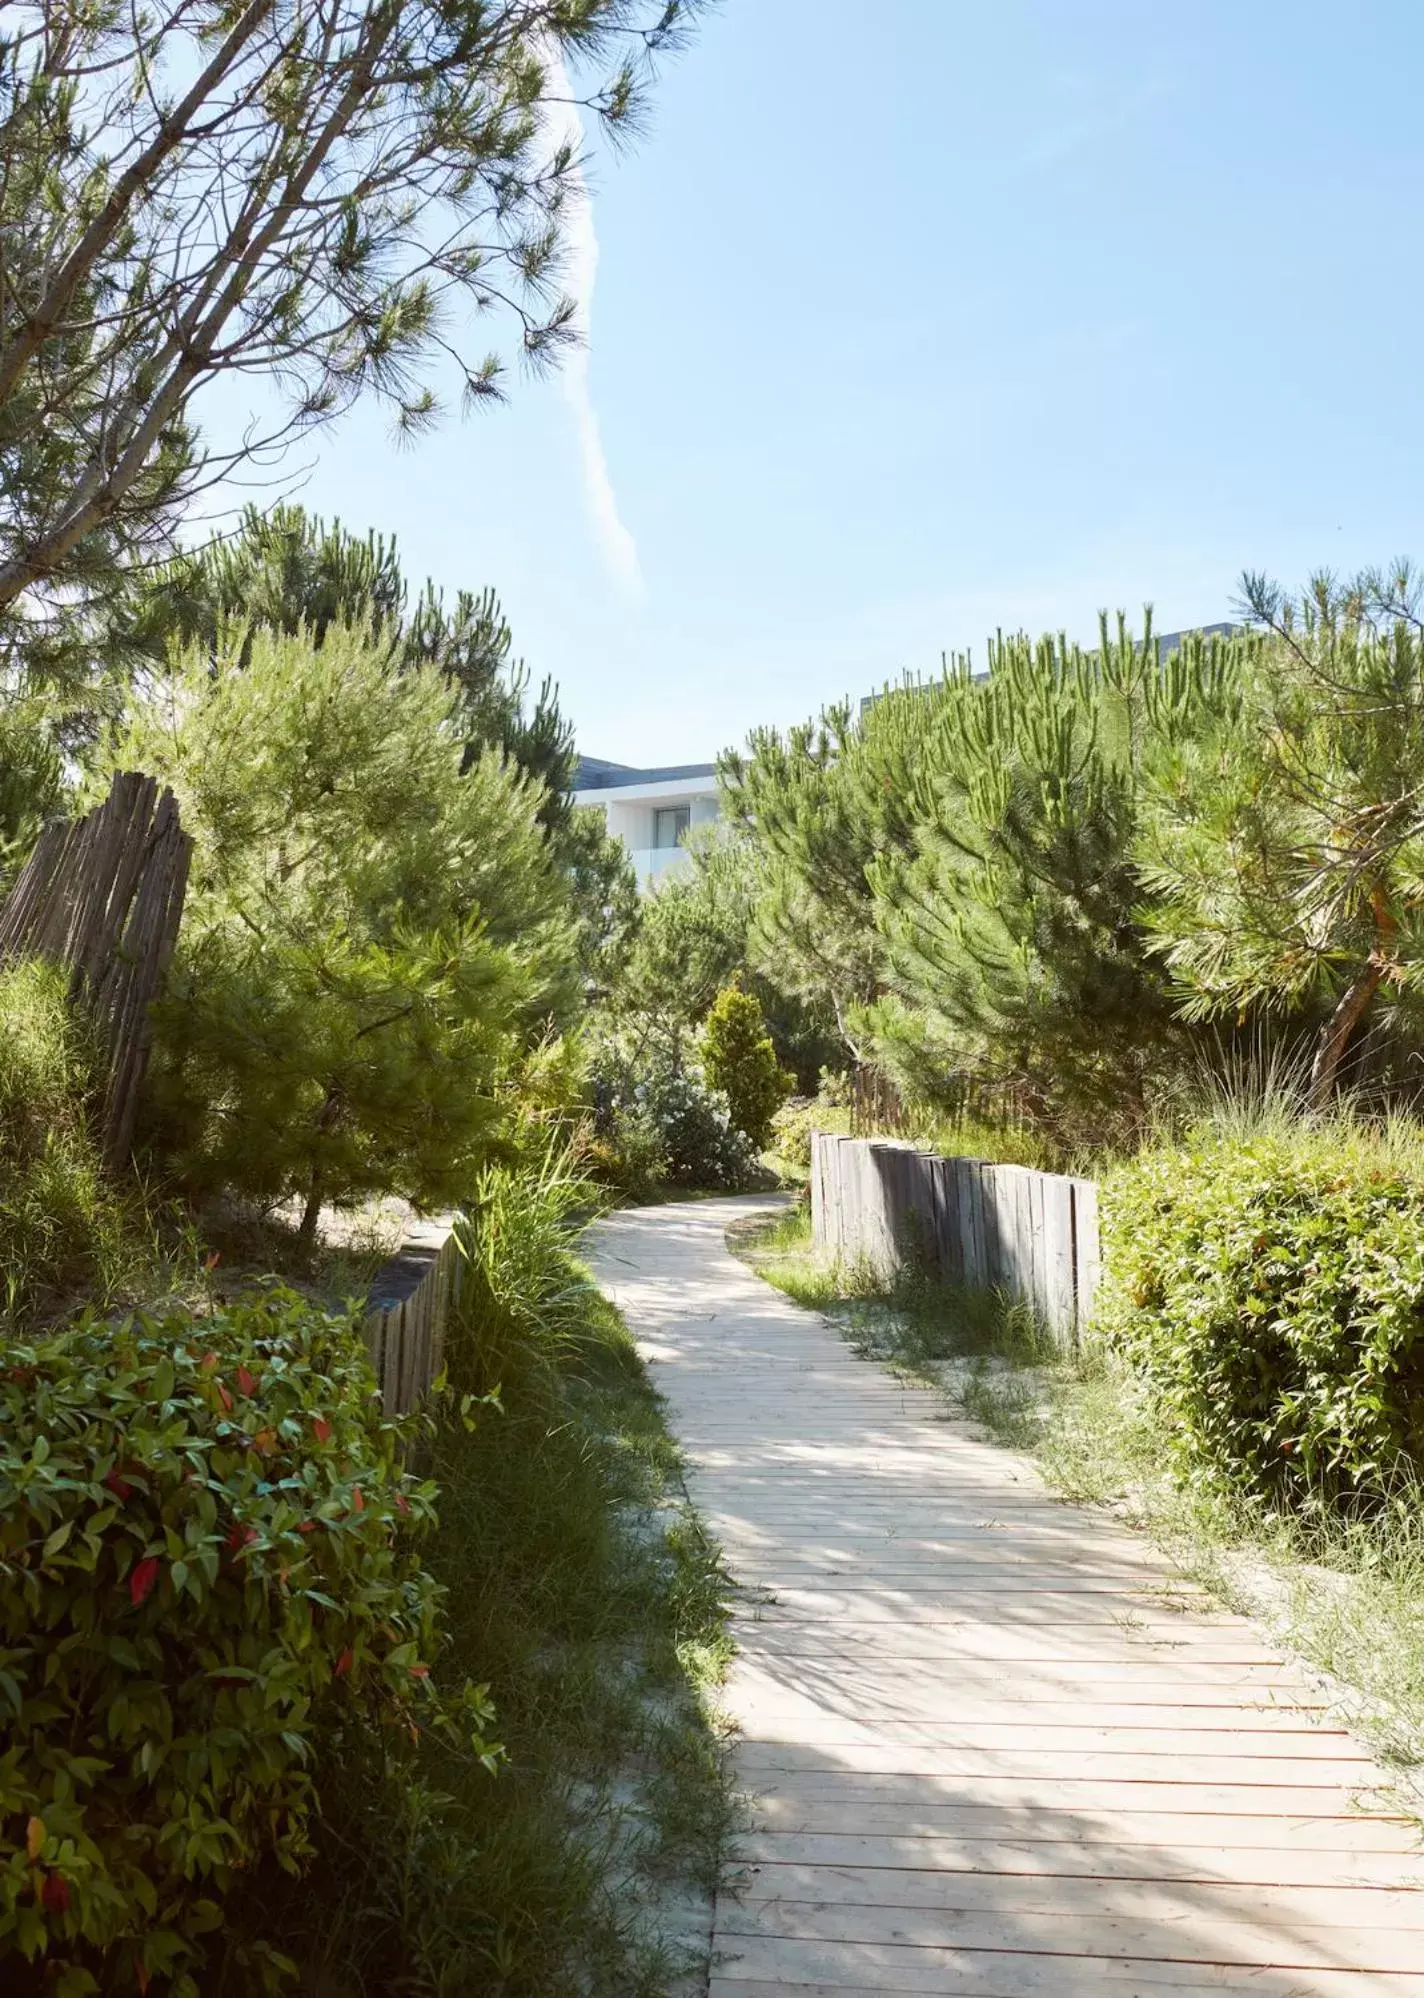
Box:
[587,1197,1424,1998]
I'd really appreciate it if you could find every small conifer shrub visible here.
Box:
[700,979,793,1151]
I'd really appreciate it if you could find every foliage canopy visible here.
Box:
[102,621,575,1234]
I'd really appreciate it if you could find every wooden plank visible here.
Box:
[734,1864,1424,1930]
[735,1742,1376,1785]
[360,1214,459,1414]
[963,1161,988,1287]
[730,1709,1353,1746]
[716,1899,1424,1974]
[748,1785,1413,1827]
[711,1950,1424,1996]
[1072,1176,1101,1331]
[732,1831,1424,1883]
[1040,1174,1076,1342]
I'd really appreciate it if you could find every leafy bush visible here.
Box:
[642,1064,760,1188]
[700,979,792,1150]
[1100,1127,1424,1507]
[0,959,141,1318]
[587,1035,759,1193]
[0,1286,488,1995]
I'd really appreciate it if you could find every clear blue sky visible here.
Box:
[204,0,1424,767]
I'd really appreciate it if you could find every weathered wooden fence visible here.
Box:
[361,1216,464,1414]
[0,770,190,1168]
[811,1132,1100,1344]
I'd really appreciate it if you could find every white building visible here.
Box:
[572,757,719,890]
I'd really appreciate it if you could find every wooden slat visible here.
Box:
[359,1215,459,1415]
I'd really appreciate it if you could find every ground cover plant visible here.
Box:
[241,1155,737,1997]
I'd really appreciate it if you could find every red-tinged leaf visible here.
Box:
[334,1647,353,1678]
[408,1663,430,1678]
[41,1872,69,1912]
[135,1957,151,1995]
[25,1816,43,1862]
[251,1427,276,1456]
[394,1493,410,1517]
[217,1384,233,1413]
[351,1487,364,1513]
[225,1524,258,1553]
[312,1416,331,1444]
[200,1351,219,1372]
[129,1556,160,1607]
[297,1520,317,1535]
[103,1470,133,1501]
[203,1250,221,1272]
[237,1367,258,1397]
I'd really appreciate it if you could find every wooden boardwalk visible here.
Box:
[586,1197,1424,1997]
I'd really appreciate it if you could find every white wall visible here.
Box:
[573,773,721,891]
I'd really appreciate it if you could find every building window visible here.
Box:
[653,805,690,850]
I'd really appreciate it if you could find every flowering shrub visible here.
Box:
[0,1287,494,1995]
[637,1064,760,1188]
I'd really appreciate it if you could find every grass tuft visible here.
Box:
[0,957,159,1321]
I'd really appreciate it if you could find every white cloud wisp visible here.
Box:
[541,51,643,600]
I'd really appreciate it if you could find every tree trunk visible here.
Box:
[1309,960,1386,1107]
[298,1171,324,1253]
[1309,886,1400,1109]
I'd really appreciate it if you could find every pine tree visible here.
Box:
[101,622,576,1239]
[1139,568,1424,1103]
[864,616,1259,1143]
[126,505,576,817]
[720,687,932,1059]
[0,2,701,618]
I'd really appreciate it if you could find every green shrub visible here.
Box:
[700,979,792,1150]
[587,1033,760,1193]
[0,959,139,1318]
[1100,1128,1424,1507]
[0,1286,488,1995]
[585,1103,669,1202]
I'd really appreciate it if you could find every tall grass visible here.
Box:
[249,1146,737,1996]
[0,957,154,1321]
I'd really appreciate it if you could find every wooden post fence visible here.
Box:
[360,1216,464,1415]
[0,770,191,1169]
[811,1131,1100,1344]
